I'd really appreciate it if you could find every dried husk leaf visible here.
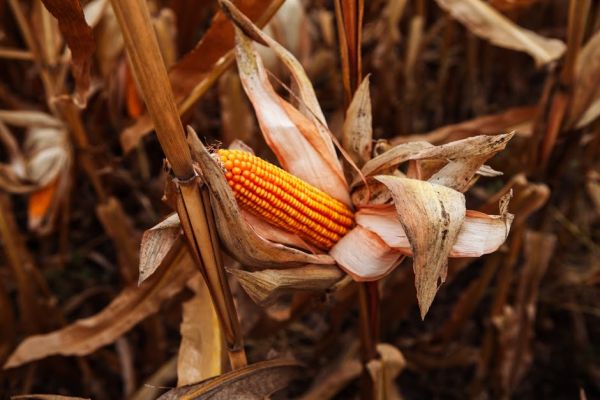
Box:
[375,176,466,318]
[356,206,512,257]
[229,265,343,305]
[329,225,404,281]
[241,210,315,252]
[221,0,340,168]
[139,213,183,284]
[4,251,196,369]
[177,275,223,386]
[434,0,565,67]
[0,110,63,128]
[567,31,600,128]
[188,128,335,269]
[40,0,96,106]
[158,359,302,400]
[233,25,350,204]
[342,75,373,167]
[357,133,514,186]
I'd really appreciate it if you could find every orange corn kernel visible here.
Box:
[217,149,354,250]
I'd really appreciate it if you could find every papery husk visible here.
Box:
[229,265,343,305]
[376,176,466,319]
[356,132,514,187]
[233,22,350,204]
[342,75,373,167]
[434,0,565,67]
[330,225,404,281]
[188,128,335,269]
[355,206,512,258]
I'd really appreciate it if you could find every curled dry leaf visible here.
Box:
[376,176,466,319]
[434,0,565,67]
[40,0,96,106]
[4,251,196,369]
[158,359,302,400]
[188,127,335,269]
[229,265,343,306]
[342,75,373,167]
[233,22,350,204]
[177,275,223,386]
[138,213,183,284]
[357,132,514,185]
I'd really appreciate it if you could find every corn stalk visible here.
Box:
[109,0,246,369]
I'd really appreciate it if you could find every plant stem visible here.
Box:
[110,0,246,370]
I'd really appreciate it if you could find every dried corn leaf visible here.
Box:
[391,106,535,145]
[221,0,340,172]
[357,133,513,188]
[229,265,343,305]
[177,275,223,386]
[234,25,350,204]
[434,0,565,67]
[375,176,466,318]
[188,128,335,268]
[568,31,600,128]
[4,251,196,369]
[158,359,301,399]
[40,0,95,106]
[139,213,183,284]
[342,75,373,167]
[0,110,63,128]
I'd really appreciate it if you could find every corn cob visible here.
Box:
[217,149,354,250]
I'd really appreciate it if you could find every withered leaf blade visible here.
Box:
[229,265,343,306]
[342,75,373,167]
[434,0,565,67]
[4,252,196,369]
[366,343,406,400]
[139,213,183,284]
[177,275,223,386]
[0,110,63,129]
[188,127,335,269]
[158,359,302,399]
[375,176,466,319]
[40,0,95,107]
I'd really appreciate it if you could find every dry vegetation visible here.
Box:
[0,0,599,399]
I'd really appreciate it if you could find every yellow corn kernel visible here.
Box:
[217,149,354,250]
